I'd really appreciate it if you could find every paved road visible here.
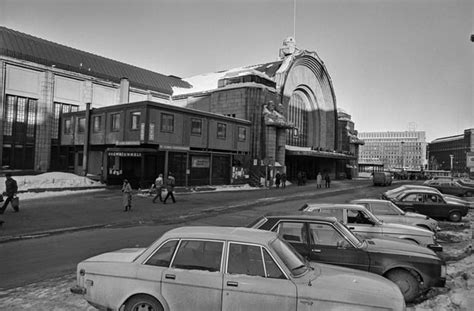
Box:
[1,180,383,290]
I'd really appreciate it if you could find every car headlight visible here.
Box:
[441,265,447,278]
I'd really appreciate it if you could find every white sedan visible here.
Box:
[71,226,405,311]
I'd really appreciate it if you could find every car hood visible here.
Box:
[85,248,147,263]
[380,222,432,236]
[444,197,467,206]
[364,238,437,258]
[404,211,429,219]
[295,262,405,310]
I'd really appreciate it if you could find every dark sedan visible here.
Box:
[249,213,446,302]
[389,189,469,222]
[424,180,474,197]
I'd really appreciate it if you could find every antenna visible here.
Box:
[293,0,296,40]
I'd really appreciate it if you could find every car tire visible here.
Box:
[124,295,163,311]
[448,211,462,222]
[386,269,419,302]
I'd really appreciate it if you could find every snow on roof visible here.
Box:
[431,134,464,144]
[172,65,275,96]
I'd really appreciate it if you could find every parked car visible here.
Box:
[424,180,474,197]
[71,226,406,311]
[388,189,469,222]
[373,171,393,186]
[298,203,442,251]
[349,198,439,232]
[382,185,471,206]
[249,213,446,302]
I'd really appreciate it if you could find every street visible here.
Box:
[0,180,472,310]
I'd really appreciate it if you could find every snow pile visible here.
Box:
[0,172,103,192]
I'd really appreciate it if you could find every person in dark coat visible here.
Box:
[275,173,281,188]
[281,173,287,189]
[121,179,132,212]
[163,172,176,204]
[0,173,19,214]
[324,173,331,188]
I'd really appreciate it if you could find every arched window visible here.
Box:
[286,91,309,146]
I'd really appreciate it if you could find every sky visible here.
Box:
[1,0,473,142]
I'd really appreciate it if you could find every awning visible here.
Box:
[285,145,356,160]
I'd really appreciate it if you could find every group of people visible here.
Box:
[0,173,19,226]
[316,172,331,188]
[121,172,176,212]
[274,172,287,188]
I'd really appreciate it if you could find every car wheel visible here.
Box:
[386,269,420,302]
[124,295,163,311]
[448,211,462,222]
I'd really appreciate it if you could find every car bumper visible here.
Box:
[70,285,87,295]
[428,243,443,252]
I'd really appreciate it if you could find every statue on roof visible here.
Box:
[263,100,293,128]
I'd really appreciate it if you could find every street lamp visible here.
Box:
[400,141,405,169]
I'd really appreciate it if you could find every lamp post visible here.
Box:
[400,141,405,170]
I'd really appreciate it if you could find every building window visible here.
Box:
[286,91,309,147]
[111,113,120,132]
[3,95,15,135]
[3,95,38,137]
[131,111,141,130]
[217,123,226,139]
[161,113,174,132]
[78,117,86,133]
[52,103,79,139]
[64,119,72,134]
[238,127,246,141]
[93,115,102,132]
[26,99,37,137]
[191,118,202,136]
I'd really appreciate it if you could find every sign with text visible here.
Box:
[192,156,210,168]
[467,152,474,168]
[109,151,142,157]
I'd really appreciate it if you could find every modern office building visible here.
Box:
[358,131,427,171]
[427,128,474,176]
[0,27,359,184]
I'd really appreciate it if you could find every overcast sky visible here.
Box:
[1,0,472,141]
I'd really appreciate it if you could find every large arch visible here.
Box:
[279,54,338,150]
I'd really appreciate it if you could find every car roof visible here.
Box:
[302,203,366,211]
[263,212,339,223]
[162,226,277,244]
[351,199,389,203]
[396,189,440,195]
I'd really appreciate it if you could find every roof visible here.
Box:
[0,26,191,95]
[161,226,278,244]
[430,134,464,144]
[263,212,339,223]
[301,203,366,211]
[351,199,388,203]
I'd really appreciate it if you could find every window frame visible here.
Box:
[161,113,174,133]
[217,122,227,139]
[191,118,203,136]
[92,115,103,133]
[238,126,247,141]
[130,111,141,131]
[170,238,224,272]
[77,117,86,133]
[64,118,72,135]
[111,113,121,132]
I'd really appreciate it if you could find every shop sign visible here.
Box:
[109,151,142,157]
[192,156,210,168]
[116,141,140,146]
[467,152,474,168]
[159,145,190,151]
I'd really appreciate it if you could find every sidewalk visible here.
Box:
[0,178,373,243]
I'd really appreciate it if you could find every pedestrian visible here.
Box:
[324,173,331,188]
[163,172,176,204]
[275,172,281,188]
[152,173,164,203]
[0,173,19,214]
[121,179,132,212]
[297,171,302,186]
[281,173,287,188]
[302,172,307,185]
[316,172,322,189]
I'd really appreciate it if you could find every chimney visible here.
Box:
[119,77,130,104]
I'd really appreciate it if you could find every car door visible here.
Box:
[273,221,310,258]
[307,222,369,272]
[421,193,448,218]
[161,239,224,311]
[346,209,382,239]
[222,242,297,311]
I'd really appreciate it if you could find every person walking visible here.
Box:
[275,172,281,188]
[0,173,19,214]
[121,179,132,212]
[316,172,322,189]
[281,173,287,189]
[152,173,164,203]
[296,171,302,186]
[163,172,176,204]
[324,173,331,188]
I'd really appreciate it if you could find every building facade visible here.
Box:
[336,109,364,178]
[1,27,360,184]
[427,128,474,177]
[358,131,427,171]
[61,101,250,187]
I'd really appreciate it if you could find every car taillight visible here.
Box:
[79,269,85,276]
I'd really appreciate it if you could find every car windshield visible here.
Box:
[361,209,382,225]
[333,221,362,246]
[388,201,405,214]
[270,238,309,277]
